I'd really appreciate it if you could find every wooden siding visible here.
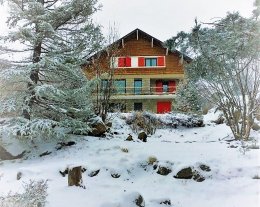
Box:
[84,37,185,78]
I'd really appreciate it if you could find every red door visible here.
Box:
[157,101,171,114]
[156,80,163,94]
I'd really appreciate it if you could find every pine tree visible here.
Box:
[191,12,260,140]
[174,81,202,113]
[0,0,104,138]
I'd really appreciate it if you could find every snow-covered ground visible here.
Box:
[0,111,259,207]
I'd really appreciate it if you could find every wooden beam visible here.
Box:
[122,38,124,48]
[137,29,139,40]
[166,48,169,55]
[151,38,154,48]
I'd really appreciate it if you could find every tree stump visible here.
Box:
[68,166,82,187]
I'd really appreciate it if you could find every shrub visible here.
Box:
[161,113,204,128]
[125,111,160,135]
[0,180,48,207]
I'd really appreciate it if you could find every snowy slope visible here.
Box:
[0,111,259,207]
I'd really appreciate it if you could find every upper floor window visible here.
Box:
[145,58,157,67]
[111,56,165,68]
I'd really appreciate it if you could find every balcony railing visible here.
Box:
[100,87,176,96]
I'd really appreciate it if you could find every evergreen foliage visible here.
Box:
[174,81,202,113]
[166,8,259,140]
[0,0,104,138]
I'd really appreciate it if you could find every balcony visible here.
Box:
[108,86,176,100]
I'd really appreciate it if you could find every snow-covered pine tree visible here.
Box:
[186,12,259,140]
[173,81,202,113]
[190,12,260,140]
[165,3,260,141]
[0,0,104,138]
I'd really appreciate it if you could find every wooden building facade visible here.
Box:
[84,28,191,113]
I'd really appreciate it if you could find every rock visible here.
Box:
[123,192,145,207]
[88,169,100,177]
[157,166,172,176]
[199,164,211,172]
[56,141,76,150]
[212,115,225,125]
[106,122,112,128]
[153,164,158,170]
[135,194,145,207]
[81,167,87,173]
[39,151,52,157]
[138,132,147,142]
[90,118,107,137]
[113,131,119,135]
[17,172,22,180]
[59,168,68,177]
[174,167,193,179]
[160,199,171,205]
[0,120,5,125]
[111,173,120,178]
[252,123,260,131]
[68,166,83,187]
[193,171,205,182]
[91,122,107,136]
[126,134,133,141]
[0,145,26,161]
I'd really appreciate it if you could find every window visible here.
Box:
[101,79,108,91]
[114,79,126,94]
[155,80,176,93]
[134,103,143,111]
[145,58,157,67]
[134,79,142,95]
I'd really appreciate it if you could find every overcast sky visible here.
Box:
[93,0,256,40]
[0,0,256,41]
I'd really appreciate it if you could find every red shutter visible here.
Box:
[118,57,125,67]
[125,57,131,67]
[138,57,145,67]
[157,56,165,66]
[156,80,163,93]
[168,80,176,93]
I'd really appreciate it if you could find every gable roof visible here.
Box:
[84,28,192,66]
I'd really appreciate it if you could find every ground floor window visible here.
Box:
[134,102,143,111]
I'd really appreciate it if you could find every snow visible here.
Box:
[0,111,259,207]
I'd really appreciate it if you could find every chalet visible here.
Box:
[83,28,191,113]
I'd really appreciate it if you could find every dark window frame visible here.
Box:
[134,102,143,111]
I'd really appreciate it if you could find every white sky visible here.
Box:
[0,0,256,41]
[93,0,255,40]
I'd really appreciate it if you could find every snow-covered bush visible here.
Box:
[125,111,204,132]
[161,113,204,128]
[125,111,160,135]
[0,180,48,207]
